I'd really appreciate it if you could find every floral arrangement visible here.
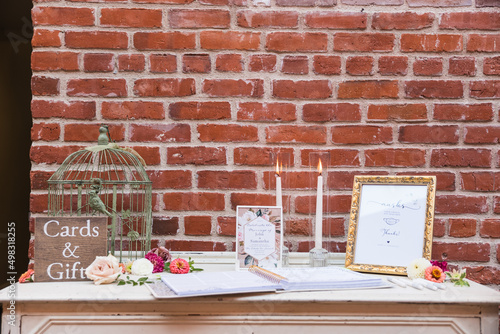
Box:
[19,269,34,283]
[406,258,469,287]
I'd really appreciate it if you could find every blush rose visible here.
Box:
[85,254,122,285]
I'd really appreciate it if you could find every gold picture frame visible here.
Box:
[345,175,436,275]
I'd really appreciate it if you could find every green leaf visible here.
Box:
[117,281,126,286]
[137,277,148,282]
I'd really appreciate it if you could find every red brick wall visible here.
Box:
[30,0,500,286]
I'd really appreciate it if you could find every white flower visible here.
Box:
[85,254,121,285]
[131,258,154,276]
[407,258,431,280]
[240,210,257,224]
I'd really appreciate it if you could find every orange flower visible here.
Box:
[19,269,34,283]
[169,258,190,274]
[424,265,444,283]
[119,263,126,274]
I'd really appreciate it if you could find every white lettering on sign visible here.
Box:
[43,219,100,238]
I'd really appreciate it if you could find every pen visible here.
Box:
[388,277,407,288]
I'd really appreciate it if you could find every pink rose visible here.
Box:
[85,254,121,285]
[150,247,171,262]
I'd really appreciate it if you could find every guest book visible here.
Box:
[147,266,391,298]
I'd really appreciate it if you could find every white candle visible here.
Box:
[275,160,282,207]
[315,160,323,249]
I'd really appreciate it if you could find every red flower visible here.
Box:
[170,258,190,274]
[145,252,165,273]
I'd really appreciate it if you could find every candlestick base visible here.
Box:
[282,245,289,267]
[309,247,328,267]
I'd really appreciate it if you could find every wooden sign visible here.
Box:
[35,217,108,282]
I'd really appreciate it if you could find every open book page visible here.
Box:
[160,270,282,297]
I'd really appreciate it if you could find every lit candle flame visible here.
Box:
[318,159,323,175]
[276,159,280,176]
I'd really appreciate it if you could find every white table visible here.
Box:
[2,253,499,334]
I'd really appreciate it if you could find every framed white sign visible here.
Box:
[345,176,436,275]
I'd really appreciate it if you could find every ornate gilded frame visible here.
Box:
[345,176,436,275]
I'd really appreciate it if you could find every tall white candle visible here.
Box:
[315,160,323,249]
[275,160,282,207]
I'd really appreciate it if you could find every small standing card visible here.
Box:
[236,206,283,270]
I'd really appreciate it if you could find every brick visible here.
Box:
[305,12,366,29]
[346,56,373,76]
[31,76,59,96]
[152,217,179,236]
[460,172,500,191]
[295,195,352,214]
[365,149,426,167]
[338,80,398,99]
[465,126,500,144]
[405,80,463,99]
[237,10,298,28]
[440,12,500,30]
[203,79,264,97]
[134,32,195,50]
[273,80,332,99]
[433,103,493,121]
[201,31,260,50]
[313,55,341,75]
[480,219,500,237]
[470,80,500,99]
[30,145,84,164]
[200,0,228,4]
[398,171,456,191]
[432,242,489,262]
[266,32,328,52]
[498,244,500,263]
[184,216,212,235]
[30,194,49,214]
[449,57,475,76]
[407,0,472,6]
[170,102,231,120]
[66,31,128,49]
[334,33,394,52]
[216,54,243,72]
[64,123,124,142]
[100,8,162,28]
[476,0,500,6]
[217,217,236,236]
[164,240,226,252]
[32,29,61,47]
[332,125,392,144]
[284,218,312,236]
[327,171,388,190]
[266,125,326,144]
[30,170,52,190]
[495,196,500,214]
[169,9,230,28]
[198,124,258,142]
[449,218,476,238]
[118,54,145,72]
[367,104,427,121]
[464,267,500,285]
[131,146,160,165]
[183,54,211,73]
[301,149,361,167]
[378,56,408,76]
[31,51,79,71]
[399,125,458,143]
[433,219,446,238]
[303,103,360,122]
[67,79,126,97]
[401,34,462,52]
[249,54,276,72]
[234,147,294,166]
[484,56,500,75]
[150,54,177,73]
[134,0,195,3]
[264,171,317,190]
[276,0,336,6]
[32,100,95,119]
[102,101,164,120]
[167,146,226,165]
[431,149,491,167]
[164,192,225,211]
[237,102,296,122]
[31,123,60,141]
[467,34,500,52]
[83,53,114,72]
[230,193,276,210]
[413,57,443,76]
[134,78,195,97]
[281,55,308,74]
[435,195,489,214]
[372,12,434,30]
[198,171,257,189]
[129,123,190,142]
[147,170,191,189]
[32,6,94,26]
